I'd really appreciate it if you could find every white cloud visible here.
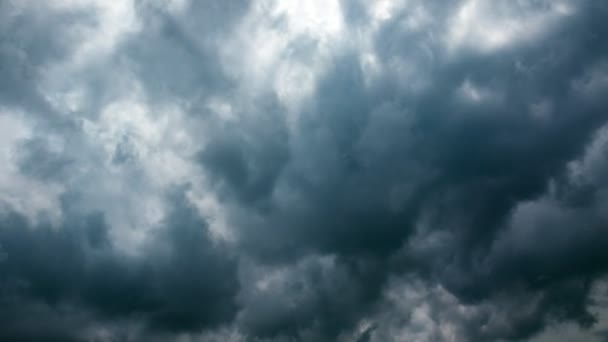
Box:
[0,110,64,224]
[221,0,347,127]
[446,0,575,54]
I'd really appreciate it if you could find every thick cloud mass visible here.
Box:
[0,188,238,340]
[1,0,608,341]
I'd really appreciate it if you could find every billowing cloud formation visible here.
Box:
[1,0,608,341]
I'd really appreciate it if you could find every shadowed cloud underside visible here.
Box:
[1,0,608,341]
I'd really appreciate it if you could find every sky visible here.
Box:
[1,0,608,341]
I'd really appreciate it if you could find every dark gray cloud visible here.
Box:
[2,0,608,341]
[236,255,387,341]
[198,94,289,206]
[0,187,238,340]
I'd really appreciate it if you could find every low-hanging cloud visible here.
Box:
[1,0,608,341]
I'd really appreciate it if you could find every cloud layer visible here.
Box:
[1,0,608,341]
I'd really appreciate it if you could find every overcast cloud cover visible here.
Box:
[1,0,608,341]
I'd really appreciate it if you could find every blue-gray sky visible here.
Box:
[1,1,608,341]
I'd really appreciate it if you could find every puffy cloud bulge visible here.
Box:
[1,0,608,341]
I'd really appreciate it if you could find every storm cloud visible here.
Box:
[1,0,608,341]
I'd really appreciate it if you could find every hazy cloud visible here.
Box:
[1,0,608,341]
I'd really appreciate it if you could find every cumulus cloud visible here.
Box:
[1,0,608,341]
